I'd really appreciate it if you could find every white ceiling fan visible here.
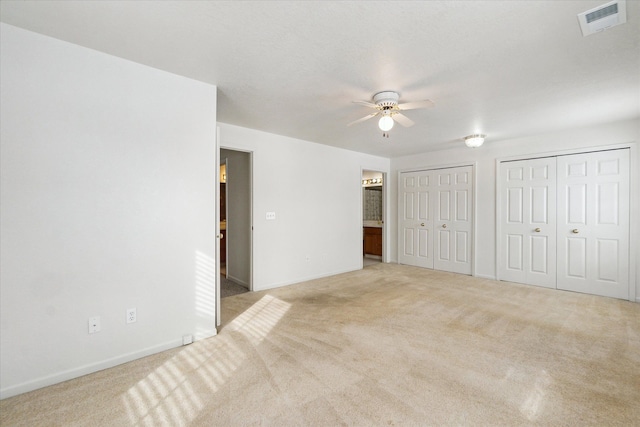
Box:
[348,91,434,133]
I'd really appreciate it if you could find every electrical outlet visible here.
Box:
[88,316,101,334]
[126,308,136,324]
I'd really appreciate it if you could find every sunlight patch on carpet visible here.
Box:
[122,294,289,425]
[228,294,291,344]
[520,369,552,421]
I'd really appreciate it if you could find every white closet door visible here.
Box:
[557,149,630,299]
[499,158,557,288]
[398,171,434,268]
[433,166,473,275]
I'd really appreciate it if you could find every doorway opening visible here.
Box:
[218,149,252,305]
[362,169,384,267]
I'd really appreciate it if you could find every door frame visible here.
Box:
[216,127,221,327]
[397,161,478,276]
[220,156,228,277]
[361,168,387,265]
[495,142,638,302]
[216,144,254,327]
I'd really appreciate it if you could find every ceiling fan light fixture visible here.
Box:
[378,114,394,131]
[464,134,485,148]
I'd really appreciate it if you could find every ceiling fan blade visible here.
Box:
[397,99,435,110]
[393,113,415,127]
[352,100,379,109]
[347,112,379,126]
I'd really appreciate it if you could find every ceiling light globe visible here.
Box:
[378,115,394,131]
[464,134,485,148]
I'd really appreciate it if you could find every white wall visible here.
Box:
[0,24,218,398]
[221,149,251,287]
[390,118,640,300]
[219,123,390,291]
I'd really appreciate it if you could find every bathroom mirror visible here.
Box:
[363,185,382,221]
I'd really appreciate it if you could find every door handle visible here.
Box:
[420,223,425,226]
[534,228,541,232]
[442,224,447,228]
[572,229,579,234]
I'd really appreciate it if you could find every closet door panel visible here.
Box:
[399,166,473,275]
[434,166,472,274]
[557,149,629,299]
[438,230,450,260]
[566,237,587,278]
[398,171,434,268]
[597,239,618,282]
[530,235,548,274]
[418,228,430,258]
[507,234,524,271]
[456,231,469,263]
[399,174,417,262]
[499,158,556,287]
[403,228,415,257]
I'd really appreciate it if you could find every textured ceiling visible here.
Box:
[1,1,639,157]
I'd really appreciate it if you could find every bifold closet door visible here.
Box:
[398,171,434,269]
[556,149,630,299]
[433,166,473,275]
[399,166,473,274]
[499,158,557,287]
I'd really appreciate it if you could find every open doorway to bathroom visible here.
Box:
[362,170,384,267]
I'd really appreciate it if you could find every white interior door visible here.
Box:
[399,166,474,274]
[398,171,433,268]
[556,149,630,299]
[499,158,557,287]
[433,166,473,274]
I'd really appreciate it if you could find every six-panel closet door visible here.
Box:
[433,167,473,274]
[499,157,557,288]
[498,148,630,299]
[398,171,434,269]
[399,166,472,274]
[556,150,630,299]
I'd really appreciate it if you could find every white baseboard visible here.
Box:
[0,332,214,400]
[474,273,497,280]
[195,329,217,341]
[253,266,361,292]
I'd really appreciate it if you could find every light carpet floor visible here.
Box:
[1,263,639,426]
[221,275,249,298]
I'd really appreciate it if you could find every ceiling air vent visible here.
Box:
[577,0,627,36]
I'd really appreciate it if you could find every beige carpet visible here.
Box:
[221,275,249,298]
[1,263,639,426]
